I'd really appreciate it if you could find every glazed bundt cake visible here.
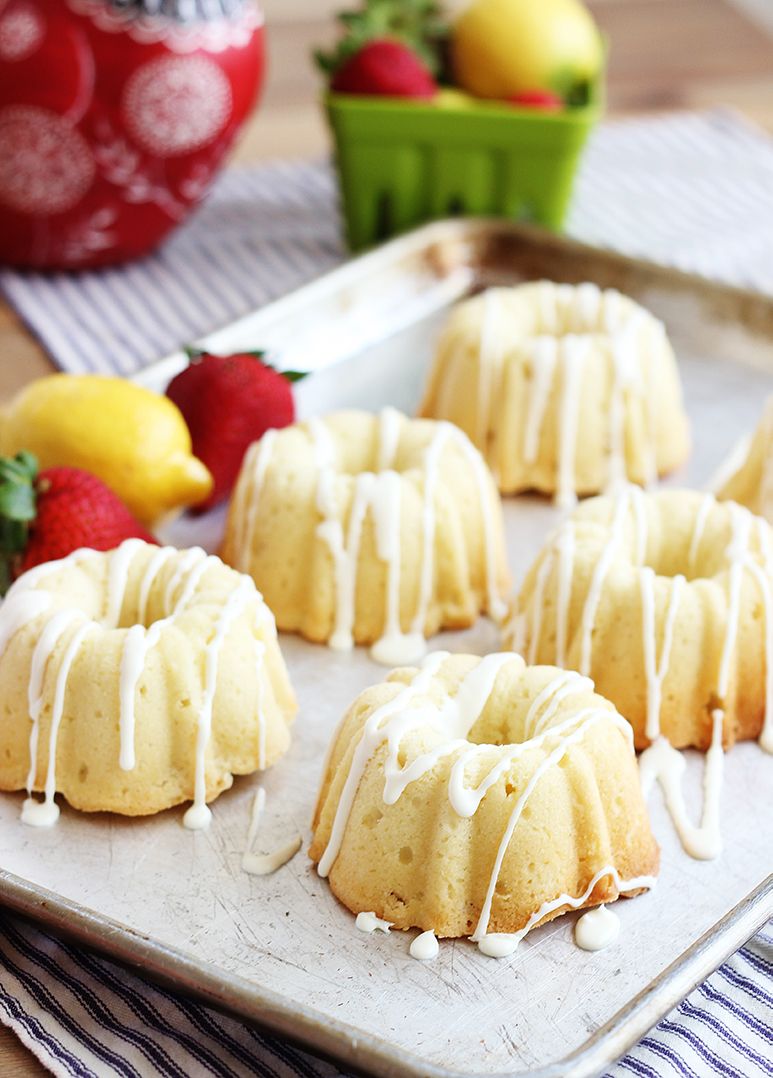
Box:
[505,487,773,753]
[0,539,297,827]
[419,282,691,507]
[309,652,659,947]
[716,395,773,523]
[221,408,511,666]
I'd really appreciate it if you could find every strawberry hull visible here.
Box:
[327,87,601,251]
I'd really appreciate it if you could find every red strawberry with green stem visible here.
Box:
[166,351,301,514]
[0,452,157,594]
[330,38,437,97]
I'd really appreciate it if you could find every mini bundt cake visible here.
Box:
[716,395,773,523]
[309,652,659,946]
[505,487,773,753]
[221,408,511,666]
[0,539,297,827]
[419,282,691,507]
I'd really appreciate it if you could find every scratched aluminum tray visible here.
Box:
[2,219,773,1078]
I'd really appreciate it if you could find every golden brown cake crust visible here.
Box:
[221,409,511,657]
[310,653,659,939]
[0,540,297,818]
[506,488,773,751]
[419,282,691,505]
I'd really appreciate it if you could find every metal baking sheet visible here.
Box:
[2,219,773,1078]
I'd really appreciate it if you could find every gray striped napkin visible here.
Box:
[1,909,772,1078]
[2,109,773,377]
[0,157,344,376]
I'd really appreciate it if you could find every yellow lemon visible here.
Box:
[0,374,212,526]
[451,0,603,102]
[433,87,479,109]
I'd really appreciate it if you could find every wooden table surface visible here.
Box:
[2,0,773,1073]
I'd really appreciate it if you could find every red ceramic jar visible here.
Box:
[0,0,264,268]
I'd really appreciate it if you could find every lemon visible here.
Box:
[0,374,212,527]
[451,0,603,102]
[433,88,478,109]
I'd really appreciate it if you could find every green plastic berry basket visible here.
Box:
[326,86,602,251]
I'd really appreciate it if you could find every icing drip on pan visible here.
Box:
[575,905,619,951]
[241,787,302,876]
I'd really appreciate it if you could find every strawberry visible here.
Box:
[506,89,564,112]
[330,39,437,97]
[316,1,447,81]
[0,452,156,592]
[165,352,298,514]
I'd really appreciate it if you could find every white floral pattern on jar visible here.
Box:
[121,54,232,157]
[0,3,46,61]
[0,104,95,213]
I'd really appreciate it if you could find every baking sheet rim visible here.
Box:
[3,217,773,1078]
[1,868,771,1078]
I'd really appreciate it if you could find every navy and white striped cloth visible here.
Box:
[1,109,773,1077]
[0,909,772,1078]
[2,109,773,377]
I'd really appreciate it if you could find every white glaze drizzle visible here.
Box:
[137,545,177,624]
[524,670,596,739]
[241,786,302,876]
[476,289,504,451]
[318,651,450,876]
[0,541,272,828]
[688,493,715,575]
[605,299,637,495]
[635,497,761,860]
[640,568,685,741]
[103,538,146,629]
[118,618,171,771]
[470,705,633,942]
[368,469,427,666]
[236,429,278,575]
[523,336,558,465]
[310,414,506,664]
[22,620,99,826]
[523,490,773,860]
[575,905,620,951]
[476,865,655,958]
[556,335,590,511]
[184,576,257,830]
[163,546,206,611]
[475,283,665,506]
[25,609,83,794]
[527,542,556,666]
[449,425,508,624]
[579,491,633,676]
[639,721,724,861]
[717,502,752,701]
[317,652,650,948]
